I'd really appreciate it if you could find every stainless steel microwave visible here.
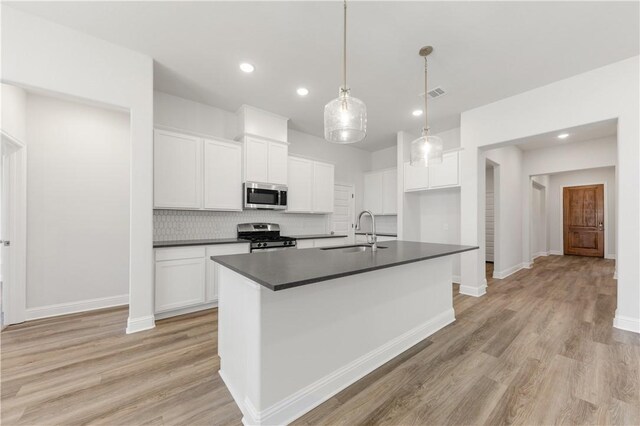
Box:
[243,182,287,210]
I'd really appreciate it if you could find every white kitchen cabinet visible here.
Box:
[428,152,459,188]
[155,247,206,313]
[404,151,459,192]
[242,135,288,185]
[364,168,396,215]
[203,138,242,211]
[356,234,396,244]
[312,162,335,213]
[404,162,430,192]
[205,244,250,303]
[154,130,202,209]
[287,157,313,212]
[296,237,348,249]
[287,157,335,214]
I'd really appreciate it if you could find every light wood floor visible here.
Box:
[2,255,639,425]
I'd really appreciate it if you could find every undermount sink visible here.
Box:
[320,244,388,253]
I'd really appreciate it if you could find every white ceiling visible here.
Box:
[6,1,639,152]
[512,119,617,151]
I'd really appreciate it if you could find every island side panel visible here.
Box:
[256,256,454,424]
[217,265,263,420]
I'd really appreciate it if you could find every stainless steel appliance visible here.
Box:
[243,182,287,210]
[237,223,297,252]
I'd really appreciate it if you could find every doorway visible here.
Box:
[563,184,605,257]
[1,130,27,327]
[332,184,355,244]
[485,165,495,278]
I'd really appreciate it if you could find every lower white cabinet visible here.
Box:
[205,244,250,302]
[155,243,249,317]
[296,237,348,249]
[155,247,206,313]
[356,234,397,244]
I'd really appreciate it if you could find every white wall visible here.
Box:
[153,91,373,215]
[485,146,524,278]
[371,146,396,170]
[25,94,130,316]
[1,84,27,141]
[547,167,616,258]
[2,6,154,332]
[459,56,639,332]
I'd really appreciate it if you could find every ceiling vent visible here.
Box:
[421,86,446,99]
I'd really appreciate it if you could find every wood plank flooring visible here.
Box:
[2,255,639,425]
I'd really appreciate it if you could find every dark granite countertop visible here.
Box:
[356,232,397,237]
[212,241,478,291]
[154,238,249,248]
[286,234,349,240]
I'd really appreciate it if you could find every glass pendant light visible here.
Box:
[410,46,443,166]
[324,0,367,144]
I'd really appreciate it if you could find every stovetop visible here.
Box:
[237,223,297,250]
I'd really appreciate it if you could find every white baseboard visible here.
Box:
[613,269,617,280]
[452,275,461,284]
[459,279,487,297]
[126,315,155,334]
[25,294,128,321]
[549,250,563,256]
[493,263,528,279]
[605,253,616,260]
[155,301,217,320]
[532,251,548,260]
[613,314,640,334]
[240,308,456,426]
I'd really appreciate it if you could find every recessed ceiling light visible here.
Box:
[557,133,569,139]
[296,87,309,96]
[412,109,423,117]
[239,62,255,73]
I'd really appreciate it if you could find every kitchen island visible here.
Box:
[212,241,477,425]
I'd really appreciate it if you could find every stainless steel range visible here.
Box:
[237,223,297,252]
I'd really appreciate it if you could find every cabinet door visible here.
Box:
[206,244,250,302]
[155,256,206,313]
[364,172,383,214]
[382,169,397,215]
[428,152,459,188]
[154,130,202,208]
[287,157,313,212]
[403,162,429,192]
[244,136,269,183]
[312,162,335,213]
[268,142,289,185]
[203,139,242,211]
[296,239,315,249]
[313,237,348,248]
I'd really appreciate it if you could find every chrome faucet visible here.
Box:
[356,210,378,252]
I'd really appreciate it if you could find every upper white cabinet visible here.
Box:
[287,156,334,214]
[287,157,313,212]
[241,135,288,185]
[404,151,459,192]
[203,138,242,211]
[312,162,335,213]
[154,129,242,211]
[154,130,202,209]
[364,168,397,215]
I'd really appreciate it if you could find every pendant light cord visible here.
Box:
[423,57,428,133]
[342,0,347,94]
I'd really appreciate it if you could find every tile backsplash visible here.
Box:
[358,215,398,235]
[154,209,329,241]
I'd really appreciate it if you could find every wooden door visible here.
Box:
[563,184,604,257]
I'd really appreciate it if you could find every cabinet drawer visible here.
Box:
[155,246,205,262]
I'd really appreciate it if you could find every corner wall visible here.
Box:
[2,6,155,333]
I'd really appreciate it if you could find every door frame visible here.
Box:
[333,182,356,244]
[530,179,548,261]
[1,130,27,326]
[485,159,501,279]
[560,181,608,259]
